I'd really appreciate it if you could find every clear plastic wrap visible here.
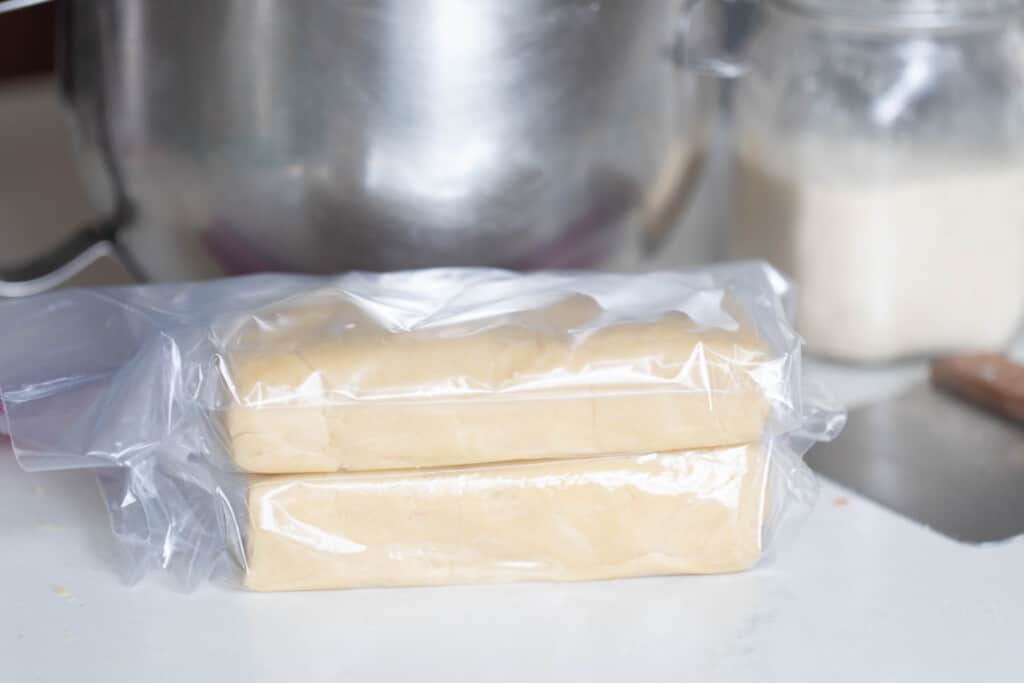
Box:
[0,264,844,591]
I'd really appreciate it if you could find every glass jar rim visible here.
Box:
[770,0,1024,29]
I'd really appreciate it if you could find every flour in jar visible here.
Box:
[732,142,1024,362]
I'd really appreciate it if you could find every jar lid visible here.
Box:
[773,0,1024,28]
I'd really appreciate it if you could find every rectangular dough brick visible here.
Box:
[221,294,771,473]
[244,444,769,591]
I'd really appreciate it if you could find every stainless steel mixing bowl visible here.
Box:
[1,0,721,293]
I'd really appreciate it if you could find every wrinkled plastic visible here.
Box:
[214,271,783,474]
[0,264,844,591]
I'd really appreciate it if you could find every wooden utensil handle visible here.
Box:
[930,354,1024,423]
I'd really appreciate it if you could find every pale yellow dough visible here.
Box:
[244,444,768,591]
[221,294,771,473]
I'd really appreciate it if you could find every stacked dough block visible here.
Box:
[218,293,774,591]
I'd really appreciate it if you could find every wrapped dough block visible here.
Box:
[221,292,772,473]
[2,265,841,592]
[244,444,769,591]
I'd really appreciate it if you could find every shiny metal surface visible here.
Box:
[774,0,1024,28]
[806,385,1024,544]
[0,0,50,12]
[42,0,718,281]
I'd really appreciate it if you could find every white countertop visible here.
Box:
[3,77,1024,682]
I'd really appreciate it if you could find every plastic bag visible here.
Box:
[0,264,844,591]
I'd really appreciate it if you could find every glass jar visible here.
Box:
[731,0,1024,362]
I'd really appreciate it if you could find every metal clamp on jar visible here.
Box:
[731,0,1024,362]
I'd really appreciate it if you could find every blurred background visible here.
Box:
[0,1,754,290]
[1,0,1022,368]
[0,0,122,288]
